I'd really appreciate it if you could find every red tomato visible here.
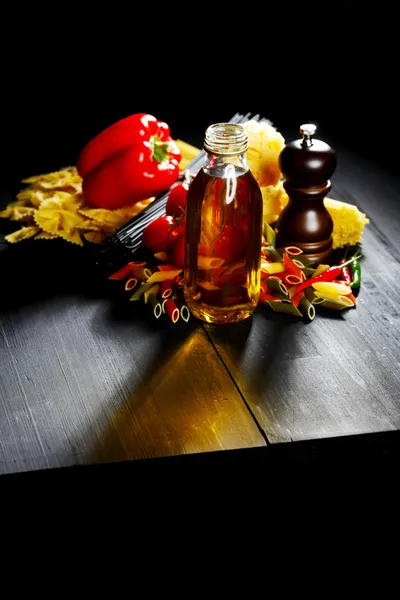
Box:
[166,182,189,217]
[213,224,246,264]
[168,223,185,246]
[172,236,186,269]
[142,215,175,252]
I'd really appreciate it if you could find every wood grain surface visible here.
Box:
[0,240,265,474]
[205,144,400,443]
[1,130,400,476]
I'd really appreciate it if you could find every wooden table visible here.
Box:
[1,127,400,484]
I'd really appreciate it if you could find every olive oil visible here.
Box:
[184,124,262,324]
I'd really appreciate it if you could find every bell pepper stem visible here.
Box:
[150,135,174,164]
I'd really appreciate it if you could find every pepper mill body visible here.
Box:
[276,124,337,265]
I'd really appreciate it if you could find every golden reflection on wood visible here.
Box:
[93,328,265,463]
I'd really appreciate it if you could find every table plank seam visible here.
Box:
[201,324,270,446]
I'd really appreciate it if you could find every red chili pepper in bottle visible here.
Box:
[296,256,359,293]
[339,258,352,284]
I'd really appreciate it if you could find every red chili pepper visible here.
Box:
[296,256,358,293]
[291,290,305,307]
[340,258,352,284]
[79,113,182,210]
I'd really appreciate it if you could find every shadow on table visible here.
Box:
[205,308,299,394]
[0,233,112,313]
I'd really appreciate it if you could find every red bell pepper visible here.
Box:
[79,113,182,210]
[77,113,172,177]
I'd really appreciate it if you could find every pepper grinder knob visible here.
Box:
[300,123,317,146]
[276,124,337,264]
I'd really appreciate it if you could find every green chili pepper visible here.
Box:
[350,259,361,289]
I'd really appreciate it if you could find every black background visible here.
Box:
[1,2,398,184]
[1,2,399,489]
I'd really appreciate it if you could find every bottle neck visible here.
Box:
[203,151,249,177]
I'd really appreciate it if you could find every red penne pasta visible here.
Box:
[283,253,303,279]
[124,277,138,291]
[108,261,145,280]
[164,299,180,323]
[160,279,173,299]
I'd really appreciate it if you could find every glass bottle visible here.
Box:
[184,123,263,324]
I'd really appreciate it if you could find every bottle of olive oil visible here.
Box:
[184,123,263,324]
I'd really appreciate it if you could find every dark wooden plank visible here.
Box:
[0,252,265,474]
[205,155,400,443]
[329,142,400,248]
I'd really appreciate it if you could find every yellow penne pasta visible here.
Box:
[197,256,225,269]
[146,270,182,284]
[312,281,351,296]
[314,291,343,301]
[338,295,355,307]
[133,266,153,280]
[261,261,285,274]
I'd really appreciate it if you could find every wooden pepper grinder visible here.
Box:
[276,124,337,264]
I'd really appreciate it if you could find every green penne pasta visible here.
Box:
[263,222,276,247]
[129,282,153,301]
[265,277,288,297]
[267,300,303,317]
[264,245,283,262]
[304,288,325,305]
[291,255,312,267]
[302,267,316,277]
[317,298,351,311]
[148,294,162,318]
[299,296,316,321]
